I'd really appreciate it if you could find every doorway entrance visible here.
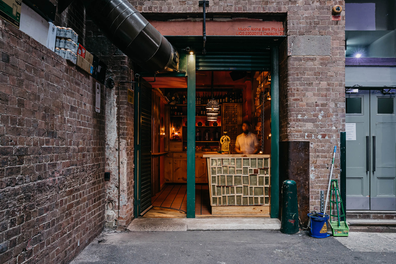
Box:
[346,89,396,210]
[134,34,282,218]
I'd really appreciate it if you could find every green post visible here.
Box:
[271,46,280,218]
[187,54,196,218]
[340,132,346,221]
[280,180,299,234]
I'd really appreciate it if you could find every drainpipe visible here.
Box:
[82,0,179,72]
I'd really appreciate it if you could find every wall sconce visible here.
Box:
[160,127,166,136]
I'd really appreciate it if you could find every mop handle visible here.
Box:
[323,146,337,217]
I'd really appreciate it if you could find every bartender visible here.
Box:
[235,121,259,154]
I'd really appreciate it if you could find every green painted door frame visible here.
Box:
[186,54,196,218]
[270,46,280,218]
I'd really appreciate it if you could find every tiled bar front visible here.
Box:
[203,154,271,216]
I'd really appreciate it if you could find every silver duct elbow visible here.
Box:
[82,0,179,72]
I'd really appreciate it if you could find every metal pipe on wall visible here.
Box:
[82,0,179,72]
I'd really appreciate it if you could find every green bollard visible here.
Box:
[280,180,299,234]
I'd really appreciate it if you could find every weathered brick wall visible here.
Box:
[117,81,135,227]
[0,18,105,264]
[132,0,346,212]
[85,21,135,227]
[284,2,345,211]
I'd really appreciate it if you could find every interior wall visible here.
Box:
[368,31,396,58]
[263,101,271,155]
[159,99,166,189]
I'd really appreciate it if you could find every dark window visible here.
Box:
[346,97,362,114]
[378,98,394,114]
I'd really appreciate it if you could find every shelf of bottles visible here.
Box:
[169,90,243,152]
[170,90,242,117]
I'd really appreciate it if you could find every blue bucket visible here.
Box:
[307,213,330,238]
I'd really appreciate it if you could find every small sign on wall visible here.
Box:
[346,123,356,141]
[128,89,134,105]
[95,82,101,113]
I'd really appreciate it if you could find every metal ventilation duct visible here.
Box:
[82,0,179,72]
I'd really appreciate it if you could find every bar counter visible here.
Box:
[203,154,271,216]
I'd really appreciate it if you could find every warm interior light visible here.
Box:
[190,51,194,55]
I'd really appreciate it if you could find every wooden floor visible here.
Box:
[143,184,211,218]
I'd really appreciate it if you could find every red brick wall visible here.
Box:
[0,19,105,264]
[131,0,346,212]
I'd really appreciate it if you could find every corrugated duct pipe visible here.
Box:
[82,0,179,72]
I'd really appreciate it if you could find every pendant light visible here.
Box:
[206,71,219,122]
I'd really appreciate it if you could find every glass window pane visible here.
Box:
[346,98,362,114]
[378,98,394,114]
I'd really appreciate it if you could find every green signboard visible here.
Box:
[0,0,21,28]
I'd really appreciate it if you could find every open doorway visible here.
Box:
[141,70,272,218]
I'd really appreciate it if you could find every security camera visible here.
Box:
[332,5,342,15]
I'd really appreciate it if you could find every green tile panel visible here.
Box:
[208,156,271,207]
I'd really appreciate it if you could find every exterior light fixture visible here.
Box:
[190,51,194,55]
[354,53,362,58]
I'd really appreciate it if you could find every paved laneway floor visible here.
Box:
[71,230,396,264]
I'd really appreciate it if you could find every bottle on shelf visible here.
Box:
[196,128,201,141]
[214,128,220,141]
[203,129,210,141]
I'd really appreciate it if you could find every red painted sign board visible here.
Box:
[149,19,285,36]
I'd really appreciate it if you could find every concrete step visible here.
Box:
[347,211,396,221]
[127,218,281,232]
[348,219,396,226]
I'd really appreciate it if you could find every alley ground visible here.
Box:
[71,220,396,264]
